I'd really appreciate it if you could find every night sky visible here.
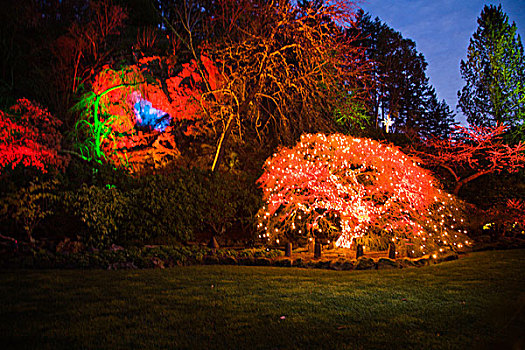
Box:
[358,0,525,124]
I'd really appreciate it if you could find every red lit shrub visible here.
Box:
[0,99,68,175]
[257,133,470,256]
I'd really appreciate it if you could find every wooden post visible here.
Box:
[356,244,364,259]
[388,242,396,259]
[307,239,314,253]
[285,242,292,257]
[208,236,219,253]
[314,241,322,259]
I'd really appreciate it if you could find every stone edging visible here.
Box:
[202,252,460,271]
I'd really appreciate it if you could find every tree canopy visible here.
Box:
[352,10,456,138]
[458,4,525,141]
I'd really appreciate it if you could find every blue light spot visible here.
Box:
[133,98,171,132]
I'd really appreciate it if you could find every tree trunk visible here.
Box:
[453,170,491,195]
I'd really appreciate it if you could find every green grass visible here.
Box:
[1,250,524,350]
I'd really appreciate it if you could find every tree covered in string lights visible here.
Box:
[256,133,471,256]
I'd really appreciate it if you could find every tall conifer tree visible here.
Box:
[458,4,525,141]
[352,10,455,138]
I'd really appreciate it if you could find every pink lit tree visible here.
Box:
[257,133,470,256]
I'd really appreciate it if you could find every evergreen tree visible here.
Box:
[418,87,456,139]
[353,10,455,138]
[458,4,525,141]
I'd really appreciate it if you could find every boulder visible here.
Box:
[340,260,355,271]
[293,258,305,268]
[377,257,399,269]
[355,257,376,270]
[399,258,416,268]
[315,260,331,269]
[275,258,293,267]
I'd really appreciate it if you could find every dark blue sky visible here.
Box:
[358,0,525,124]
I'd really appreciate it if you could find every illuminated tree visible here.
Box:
[257,133,470,256]
[158,0,373,171]
[458,5,525,141]
[416,124,525,196]
[0,99,68,175]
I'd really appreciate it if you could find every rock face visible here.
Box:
[355,257,376,270]
[377,258,399,269]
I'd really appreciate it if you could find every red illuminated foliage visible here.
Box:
[0,99,68,175]
[416,124,525,195]
[257,133,470,256]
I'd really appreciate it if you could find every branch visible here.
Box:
[453,169,492,195]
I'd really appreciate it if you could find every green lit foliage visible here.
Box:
[0,178,58,243]
[458,4,525,141]
[72,65,145,165]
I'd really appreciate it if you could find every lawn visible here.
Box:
[1,249,524,350]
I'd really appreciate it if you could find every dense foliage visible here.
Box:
[257,133,470,256]
[0,1,523,263]
[458,4,525,141]
[0,99,68,174]
[59,168,261,248]
[351,10,456,138]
